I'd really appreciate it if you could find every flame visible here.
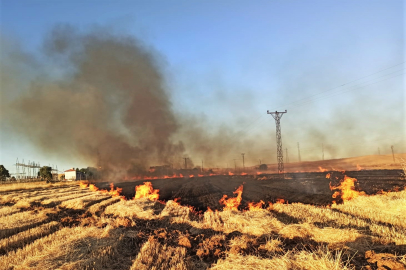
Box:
[134,182,159,201]
[318,166,327,172]
[206,207,213,213]
[219,185,243,211]
[79,182,88,189]
[228,171,234,176]
[326,173,331,179]
[189,174,194,178]
[329,175,365,203]
[88,184,99,192]
[108,183,123,197]
[266,202,273,210]
[356,164,362,171]
[241,172,247,176]
[276,198,285,204]
[247,200,265,211]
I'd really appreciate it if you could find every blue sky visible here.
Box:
[0,0,404,173]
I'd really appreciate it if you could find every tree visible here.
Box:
[0,165,10,181]
[38,166,52,181]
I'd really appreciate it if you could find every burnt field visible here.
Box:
[94,169,405,210]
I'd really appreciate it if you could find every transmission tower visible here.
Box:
[297,142,301,162]
[183,157,188,169]
[267,110,287,175]
[322,144,324,161]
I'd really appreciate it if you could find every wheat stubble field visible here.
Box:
[0,172,405,270]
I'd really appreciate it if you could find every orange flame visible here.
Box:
[134,182,159,201]
[247,200,265,211]
[276,198,285,204]
[318,166,327,172]
[79,182,88,189]
[326,173,331,179]
[108,183,123,197]
[241,172,248,176]
[329,175,365,203]
[356,164,362,171]
[219,185,243,211]
[88,184,99,192]
[228,171,234,176]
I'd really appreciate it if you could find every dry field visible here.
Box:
[0,173,405,270]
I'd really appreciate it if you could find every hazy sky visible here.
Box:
[0,0,404,174]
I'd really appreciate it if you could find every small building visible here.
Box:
[64,168,85,180]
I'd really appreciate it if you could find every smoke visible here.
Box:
[1,26,187,178]
[1,25,404,178]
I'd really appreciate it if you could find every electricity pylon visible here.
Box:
[267,110,287,175]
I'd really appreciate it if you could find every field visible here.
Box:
[1,168,406,269]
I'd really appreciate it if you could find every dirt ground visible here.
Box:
[93,169,405,211]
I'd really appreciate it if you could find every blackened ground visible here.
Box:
[93,170,405,211]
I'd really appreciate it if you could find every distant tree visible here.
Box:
[0,165,10,181]
[38,166,52,180]
[259,164,268,171]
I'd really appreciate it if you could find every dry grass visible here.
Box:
[0,208,57,239]
[59,193,111,210]
[0,182,405,269]
[0,181,77,192]
[211,248,353,270]
[130,237,189,270]
[0,221,61,254]
[0,226,127,270]
[87,197,121,214]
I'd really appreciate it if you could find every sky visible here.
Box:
[0,0,405,174]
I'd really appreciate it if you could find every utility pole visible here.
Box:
[233,159,237,172]
[285,148,289,163]
[241,153,245,170]
[267,110,287,175]
[297,142,301,162]
[183,157,188,169]
[322,143,324,161]
[391,145,395,162]
[201,160,203,172]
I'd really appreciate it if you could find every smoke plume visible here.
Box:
[2,26,187,177]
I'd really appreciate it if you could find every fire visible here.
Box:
[326,173,331,179]
[329,175,365,203]
[241,172,247,176]
[219,185,243,211]
[247,200,265,211]
[228,171,234,176]
[134,182,159,201]
[356,164,362,171]
[79,182,88,189]
[108,183,123,197]
[276,198,285,204]
[318,166,327,172]
[88,184,99,192]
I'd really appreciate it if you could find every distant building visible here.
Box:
[64,168,85,180]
